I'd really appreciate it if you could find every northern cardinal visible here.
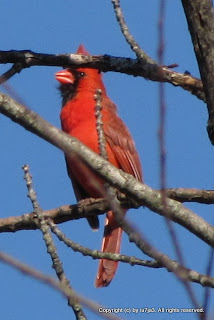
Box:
[55,45,143,287]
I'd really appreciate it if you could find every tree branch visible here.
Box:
[1,187,214,233]
[111,0,154,62]
[48,220,161,268]
[181,0,214,144]
[23,165,86,320]
[0,63,24,84]
[0,251,123,320]
[0,92,214,248]
[48,220,214,288]
[0,201,106,233]
[0,49,204,102]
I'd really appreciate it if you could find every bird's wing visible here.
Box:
[103,102,143,182]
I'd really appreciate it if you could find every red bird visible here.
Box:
[55,45,143,287]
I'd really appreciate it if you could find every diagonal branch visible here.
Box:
[0,63,24,84]
[111,0,155,62]
[0,93,214,247]
[23,165,86,320]
[49,221,214,289]
[0,251,123,320]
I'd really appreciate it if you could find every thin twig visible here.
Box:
[45,220,214,289]
[0,63,24,84]
[111,0,156,63]
[158,0,185,278]
[203,248,214,316]
[158,0,167,199]
[23,165,87,320]
[0,251,124,320]
[94,89,108,161]
[48,220,159,268]
[157,1,201,315]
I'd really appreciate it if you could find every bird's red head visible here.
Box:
[55,44,90,85]
[55,44,91,86]
[55,44,106,99]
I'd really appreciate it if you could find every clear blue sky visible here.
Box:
[1,1,214,319]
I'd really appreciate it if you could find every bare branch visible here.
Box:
[94,89,108,160]
[111,0,155,62]
[203,248,214,315]
[23,165,86,320]
[0,93,214,248]
[91,183,212,297]
[0,63,23,84]
[0,251,124,320]
[48,220,160,268]
[164,188,214,204]
[181,0,214,144]
[1,188,214,233]
[48,220,214,289]
[158,2,200,312]
[0,49,204,101]
[0,201,107,233]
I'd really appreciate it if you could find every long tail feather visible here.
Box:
[95,211,123,287]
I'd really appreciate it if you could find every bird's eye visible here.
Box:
[79,71,85,77]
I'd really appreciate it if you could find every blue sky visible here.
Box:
[1,1,214,319]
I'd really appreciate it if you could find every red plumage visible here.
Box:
[55,44,143,287]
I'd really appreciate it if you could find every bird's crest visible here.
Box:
[77,44,90,55]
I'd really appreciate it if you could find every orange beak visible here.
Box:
[55,69,75,85]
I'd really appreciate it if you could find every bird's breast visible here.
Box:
[61,98,100,153]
